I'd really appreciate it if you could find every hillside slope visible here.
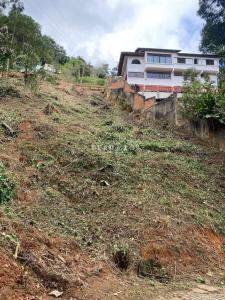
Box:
[0,78,225,299]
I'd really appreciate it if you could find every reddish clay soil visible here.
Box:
[141,226,225,278]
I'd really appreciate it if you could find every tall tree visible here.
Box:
[40,35,68,65]
[198,0,225,55]
[0,0,23,14]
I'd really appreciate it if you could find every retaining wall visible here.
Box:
[189,120,225,152]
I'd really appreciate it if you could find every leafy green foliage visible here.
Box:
[198,0,225,55]
[0,3,68,69]
[0,163,16,203]
[61,57,107,84]
[40,35,68,65]
[0,77,20,97]
[180,79,225,124]
[0,0,24,14]
[0,25,13,72]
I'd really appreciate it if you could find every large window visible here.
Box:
[177,57,186,64]
[206,59,214,65]
[128,72,144,78]
[147,54,172,64]
[147,72,171,79]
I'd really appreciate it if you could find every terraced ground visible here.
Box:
[0,77,225,299]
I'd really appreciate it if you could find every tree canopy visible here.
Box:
[198,0,225,55]
[0,1,68,67]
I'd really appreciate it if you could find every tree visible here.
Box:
[7,10,42,56]
[40,35,68,65]
[0,0,23,14]
[0,25,13,74]
[198,0,225,54]
[16,42,39,85]
[95,63,109,79]
[61,57,87,81]
[180,76,225,124]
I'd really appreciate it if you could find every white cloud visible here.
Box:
[23,0,203,67]
[97,0,203,66]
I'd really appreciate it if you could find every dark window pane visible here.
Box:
[206,59,214,65]
[132,59,141,64]
[177,58,186,64]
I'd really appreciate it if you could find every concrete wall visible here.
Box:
[189,120,225,152]
[144,95,176,122]
[108,79,225,152]
[107,79,175,119]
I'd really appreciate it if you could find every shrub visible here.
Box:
[0,78,20,98]
[0,163,16,203]
[180,80,225,124]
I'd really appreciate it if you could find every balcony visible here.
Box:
[144,60,219,74]
[173,63,218,74]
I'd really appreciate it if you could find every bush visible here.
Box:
[80,76,106,86]
[0,79,20,98]
[180,80,225,124]
[0,163,16,203]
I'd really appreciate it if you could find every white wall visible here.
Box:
[126,52,219,89]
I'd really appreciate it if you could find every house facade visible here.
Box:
[117,48,220,99]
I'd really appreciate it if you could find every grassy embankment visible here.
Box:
[0,77,225,299]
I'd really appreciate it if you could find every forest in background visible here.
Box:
[0,0,111,85]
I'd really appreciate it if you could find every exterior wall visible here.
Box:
[190,120,225,152]
[139,91,183,99]
[125,51,219,98]
[143,96,177,122]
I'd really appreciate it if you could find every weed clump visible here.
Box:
[0,163,16,203]
[0,80,21,98]
[137,259,170,283]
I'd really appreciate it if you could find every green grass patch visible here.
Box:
[0,163,16,203]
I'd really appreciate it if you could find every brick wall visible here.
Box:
[139,85,183,93]
[108,79,179,114]
[110,80,125,90]
[144,98,155,110]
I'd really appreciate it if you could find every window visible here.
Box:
[206,59,214,65]
[174,71,183,77]
[177,57,186,64]
[128,72,144,78]
[194,58,198,65]
[131,59,141,64]
[146,72,171,79]
[147,54,172,64]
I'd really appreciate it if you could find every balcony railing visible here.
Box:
[144,61,219,73]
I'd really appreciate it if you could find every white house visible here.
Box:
[117,48,220,99]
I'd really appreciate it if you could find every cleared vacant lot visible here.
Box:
[0,78,225,299]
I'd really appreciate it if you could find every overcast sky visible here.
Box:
[22,0,203,67]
